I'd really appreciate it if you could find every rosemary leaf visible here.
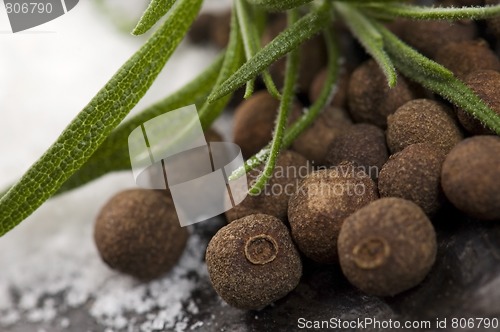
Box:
[364,3,500,21]
[249,9,300,195]
[236,0,281,99]
[208,1,331,102]
[335,2,397,87]
[229,27,340,181]
[132,0,176,35]
[198,6,245,128]
[247,0,313,11]
[56,53,225,195]
[0,0,203,236]
[376,22,500,135]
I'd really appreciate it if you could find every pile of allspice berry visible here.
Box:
[93,0,500,312]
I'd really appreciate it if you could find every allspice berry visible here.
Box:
[456,70,500,135]
[348,60,418,128]
[387,99,463,154]
[398,20,477,58]
[210,10,231,49]
[288,164,379,264]
[309,68,350,109]
[233,91,280,158]
[188,13,215,44]
[379,143,446,216]
[435,40,500,79]
[225,150,310,222]
[338,198,437,297]
[206,214,302,310]
[291,106,352,165]
[325,123,388,181]
[441,136,500,221]
[94,189,188,280]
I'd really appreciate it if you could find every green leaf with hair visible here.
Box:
[132,0,176,35]
[0,0,203,236]
[208,1,331,102]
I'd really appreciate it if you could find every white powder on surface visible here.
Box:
[0,172,210,331]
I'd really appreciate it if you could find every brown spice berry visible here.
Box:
[387,99,463,154]
[338,198,437,297]
[187,13,215,44]
[288,164,379,264]
[435,40,500,79]
[325,123,388,181]
[225,150,310,222]
[309,68,350,109]
[210,10,231,49]
[456,70,500,135]
[233,91,280,159]
[94,189,188,280]
[441,136,500,221]
[399,20,477,58]
[290,106,352,165]
[348,59,418,128]
[379,143,446,216]
[206,214,302,310]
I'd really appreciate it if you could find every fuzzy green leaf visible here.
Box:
[198,7,245,128]
[249,9,300,195]
[363,3,500,20]
[335,2,396,87]
[56,53,225,195]
[208,2,331,102]
[246,0,313,11]
[375,22,500,135]
[229,27,340,180]
[0,0,203,236]
[132,0,176,35]
[235,0,280,99]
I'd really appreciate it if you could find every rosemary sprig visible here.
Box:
[57,53,225,195]
[0,0,203,236]
[249,9,300,195]
[363,3,500,20]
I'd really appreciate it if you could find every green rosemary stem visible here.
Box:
[198,6,245,128]
[229,27,340,181]
[235,0,258,98]
[335,2,396,87]
[374,22,500,135]
[208,0,331,102]
[0,0,204,236]
[248,9,300,195]
[56,53,226,195]
[363,3,500,21]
